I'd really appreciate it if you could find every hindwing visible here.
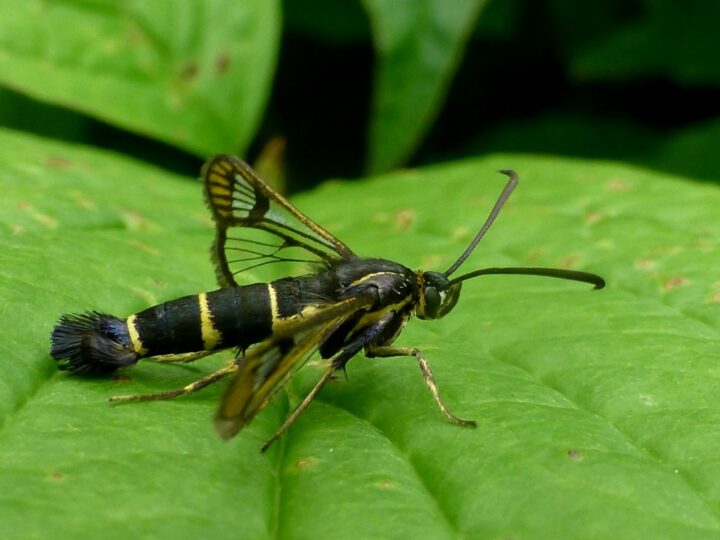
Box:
[202,155,356,287]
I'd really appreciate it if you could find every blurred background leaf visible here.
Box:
[571,0,720,85]
[362,0,488,173]
[0,0,716,183]
[0,0,279,157]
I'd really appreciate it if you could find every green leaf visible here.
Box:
[572,0,720,85]
[0,1,280,156]
[363,0,488,173]
[3,127,720,538]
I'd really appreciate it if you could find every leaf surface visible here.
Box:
[2,128,720,538]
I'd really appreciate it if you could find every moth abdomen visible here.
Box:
[51,284,280,376]
[124,287,270,358]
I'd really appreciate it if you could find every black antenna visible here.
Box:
[442,170,604,290]
[444,169,518,277]
[447,267,605,289]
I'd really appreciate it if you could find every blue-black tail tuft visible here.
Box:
[50,311,138,375]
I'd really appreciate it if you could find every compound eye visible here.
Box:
[420,286,441,320]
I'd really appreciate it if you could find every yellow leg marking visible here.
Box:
[148,351,214,364]
[126,315,148,355]
[199,293,222,350]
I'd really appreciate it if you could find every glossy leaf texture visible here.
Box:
[0,0,280,156]
[2,128,720,538]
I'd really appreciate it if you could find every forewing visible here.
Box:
[214,295,373,440]
[202,155,356,287]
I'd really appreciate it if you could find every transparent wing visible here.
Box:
[202,155,356,287]
[214,295,373,440]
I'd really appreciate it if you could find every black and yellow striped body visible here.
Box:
[125,258,417,361]
[50,156,605,449]
[127,285,272,357]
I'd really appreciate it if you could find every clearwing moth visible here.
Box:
[51,156,604,451]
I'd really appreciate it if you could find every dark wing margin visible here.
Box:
[214,294,374,440]
[202,155,356,287]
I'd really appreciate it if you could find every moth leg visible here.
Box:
[147,351,215,364]
[262,316,396,451]
[260,368,335,453]
[109,361,239,404]
[366,345,477,428]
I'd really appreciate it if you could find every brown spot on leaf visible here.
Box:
[557,255,578,268]
[36,213,56,227]
[49,471,64,480]
[113,374,132,383]
[70,190,96,210]
[294,457,314,470]
[179,61,199,81]
[130,240,159,255]
[46,156,71,169]
[639,394,656,406]
[606,178,631,192]
[121,210,149,230]
[524,248,544,264]
[694,237,714,252]
[215,51,231,74]
[19,202,57,228]
[663,276,687,290]
[634,258,655,269]
[584,211,604,225]
[377,479,395,489]
[567,449,582,460]
[394,209,414,231]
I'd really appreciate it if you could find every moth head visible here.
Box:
[417,271,462,320]
[417,170,604,322]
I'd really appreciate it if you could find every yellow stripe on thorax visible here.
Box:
[199,292,222,350]
[126,314,148,355]
[348,271,392,288]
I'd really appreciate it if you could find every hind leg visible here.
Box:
[109,361,239,403]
